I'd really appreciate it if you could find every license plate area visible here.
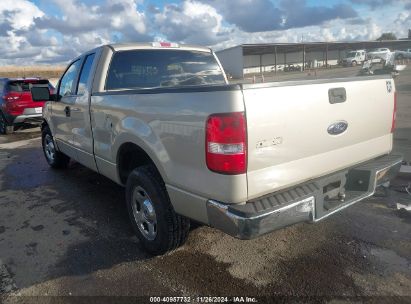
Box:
[34,107,42,114]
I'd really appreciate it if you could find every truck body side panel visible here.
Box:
[90,88,248,204]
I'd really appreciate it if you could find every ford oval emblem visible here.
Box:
[327,121,348,135]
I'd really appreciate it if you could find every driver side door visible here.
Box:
[51,59,82,160]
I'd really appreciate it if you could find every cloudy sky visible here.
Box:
[0,0,410,65]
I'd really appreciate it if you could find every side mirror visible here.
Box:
[31,87,51,101]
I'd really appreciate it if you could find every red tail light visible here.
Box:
[3,93,23,115]
[391,91,397,133]
[3,93,20,102]
[206,112,247,174]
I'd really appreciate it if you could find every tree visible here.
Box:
[376,33,397,41]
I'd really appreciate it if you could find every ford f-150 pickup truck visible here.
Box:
[31,42,402,255]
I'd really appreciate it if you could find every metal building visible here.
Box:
[216,40,411,79]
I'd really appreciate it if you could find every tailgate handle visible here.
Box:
[328,87,346,104]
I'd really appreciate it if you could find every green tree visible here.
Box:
[376,33,397,41]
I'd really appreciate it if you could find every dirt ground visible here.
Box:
[0,66,64,80]
[0,66,410,303]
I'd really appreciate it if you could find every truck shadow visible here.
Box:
[0,145,152,288]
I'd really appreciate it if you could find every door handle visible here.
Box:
[64,106,71,117]
[328,88,346,104]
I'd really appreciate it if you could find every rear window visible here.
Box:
[106,49,226,90]
[7,80,52,92]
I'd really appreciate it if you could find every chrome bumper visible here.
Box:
[13,114,42,124]
[207,154,402,239]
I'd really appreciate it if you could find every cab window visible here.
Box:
[59,60,81,97]
[76,53,96,95]
[106,49,225,90]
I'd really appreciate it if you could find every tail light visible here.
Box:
[2,93,23,115]
[3,94,20,102]
[206,112,247,174]
[391,91,397,133]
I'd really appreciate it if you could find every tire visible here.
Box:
[351,60,357,67]
[126,165,190,255]
[42,125,70,169]
[0,114,11,135]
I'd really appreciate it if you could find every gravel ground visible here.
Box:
[0,66,410,303]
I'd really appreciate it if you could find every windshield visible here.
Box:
[346,52,357,57]
[106,49,226,90]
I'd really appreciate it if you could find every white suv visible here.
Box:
[367,48,390,60]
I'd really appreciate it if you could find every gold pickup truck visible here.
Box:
[31,42,402,255]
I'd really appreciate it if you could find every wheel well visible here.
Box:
[117,143,157,184]
[41,119,48,131]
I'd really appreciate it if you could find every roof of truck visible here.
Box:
[106,42,212,53]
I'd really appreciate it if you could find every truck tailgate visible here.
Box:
[243,76,395,200]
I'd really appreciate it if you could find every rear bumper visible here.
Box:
[13,114,42,124]
[3,107,43,125]
[207,154,402,239]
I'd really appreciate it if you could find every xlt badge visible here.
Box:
[256,137,283,149]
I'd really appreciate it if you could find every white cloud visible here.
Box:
[0,0,43,30]
[211,17,386,51]
[107,0,146,35]
[153,0,231,45]
[0,0,409,65]
[392,11,411,38]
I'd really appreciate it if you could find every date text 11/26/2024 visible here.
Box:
[149,296,258,303]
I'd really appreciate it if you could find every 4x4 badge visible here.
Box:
[386,81,392,93]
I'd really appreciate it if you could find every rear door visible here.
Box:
[51,59,82,158]
[70,52,98,170]
[243,77,395,200]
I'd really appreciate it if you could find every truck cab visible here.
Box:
[341,50,366,66]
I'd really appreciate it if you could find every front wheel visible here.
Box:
[351,60,357,67]
[126,165,190,255]
[42,125,70,168]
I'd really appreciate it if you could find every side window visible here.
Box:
[76,53,96,95]
[59,60,81,97]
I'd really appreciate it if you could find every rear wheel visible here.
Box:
[0,114,11,135]
[126,165,190,255]
[42,125,70,168]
